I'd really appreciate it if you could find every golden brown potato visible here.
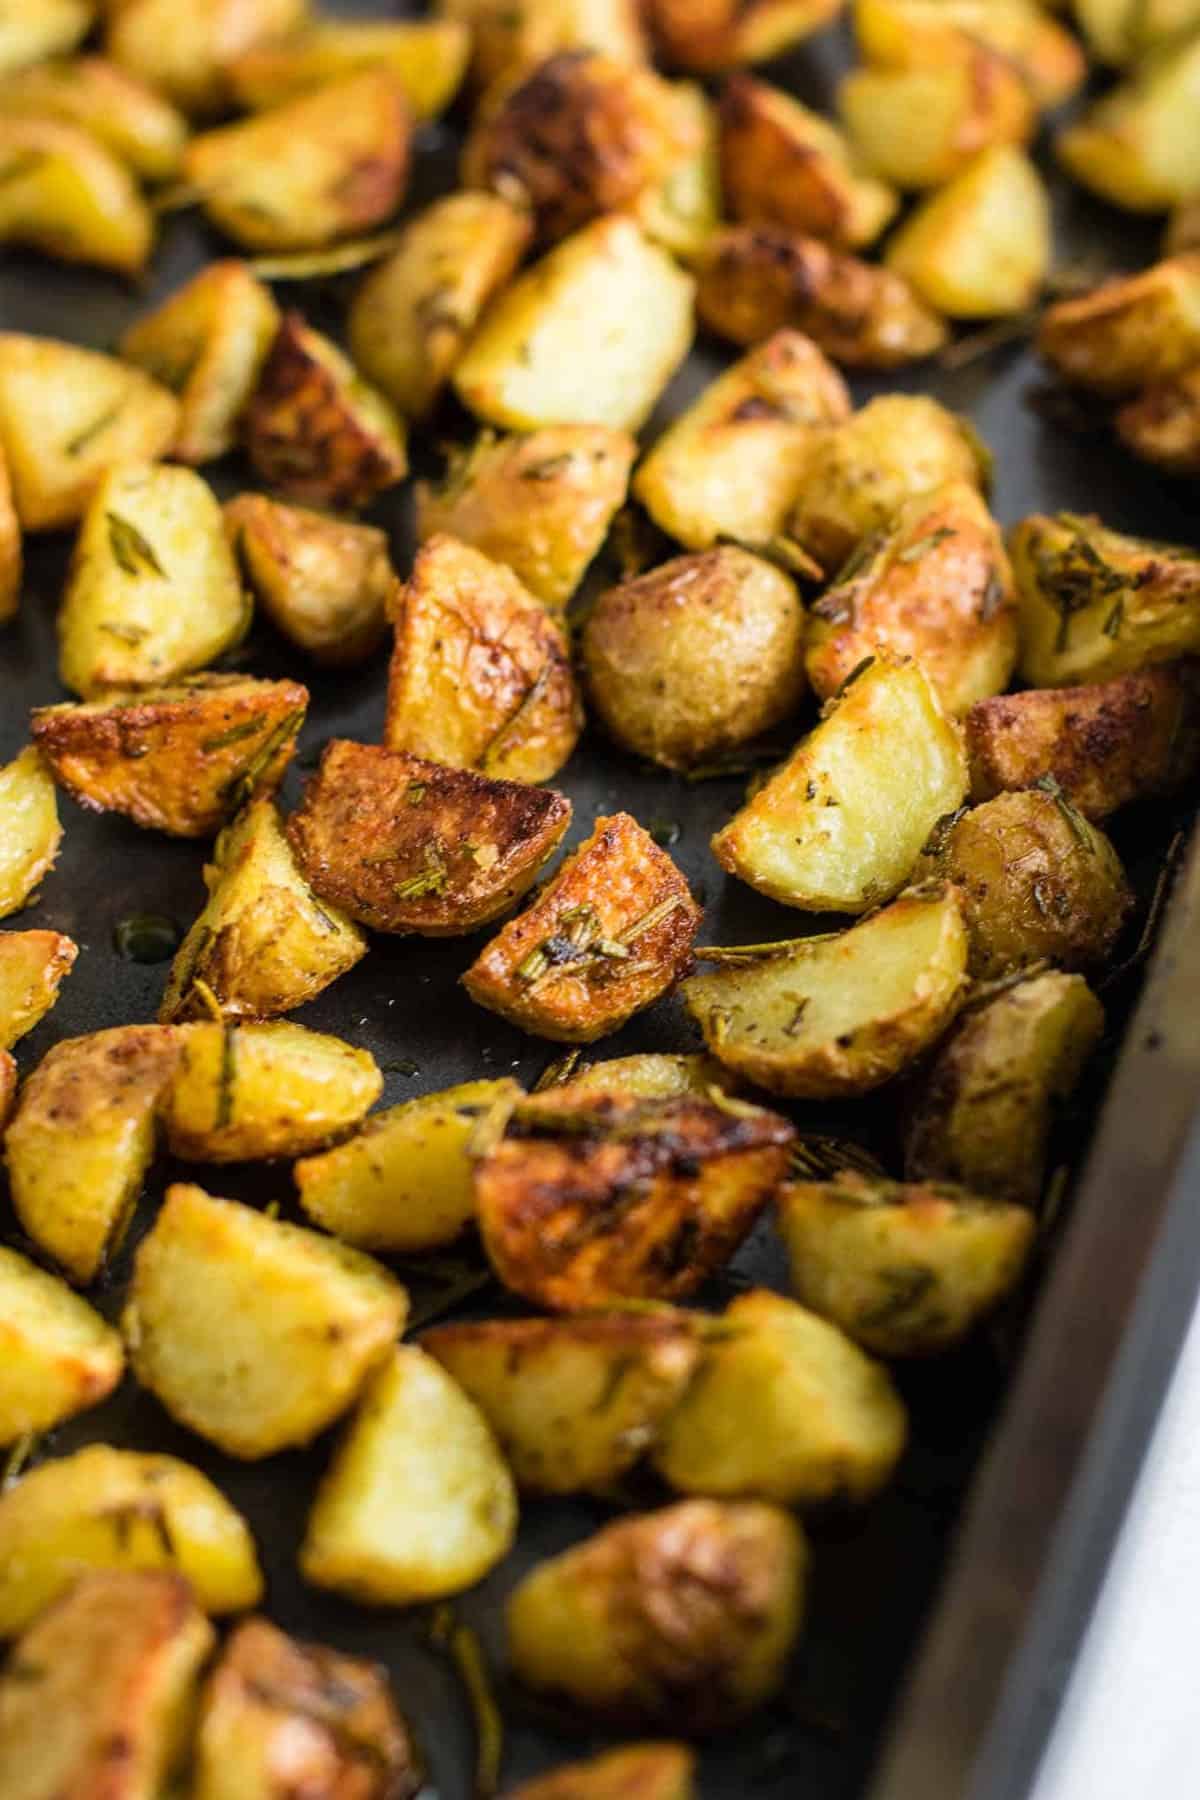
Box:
[0,117,153,277]
[0,1571,213,1800]
[225,494,391,667]
[559,1051,737,1101]
[1117,365,1200,476]
[853,0,1086,110]
[0,1054,13,1129]
[1074,0,1200,64]
[502,1745,696,1800]
[347,192,532,419]
[287,740,572,937]
[226,17,469,119]
[644,0,843,70]
[106,0,306,116]
[632,81,722,263]
[4,1024,180,1285]
[839,49,1035,190]
[0,1245,123,1446]
[507,1500,807,1729]
[1037,255,1200,395]
[0,446,18,623]
[441,0,647,92]
[192,1616,422,1800]
[884,146,1051,320]
[1057,37,1200,212]
[385,535,581,783]
[0,0,92,76]
[682,885,969,1098]
[0,931,75,1051]
[0,56,187,181]
[475,1089,793,1307]
[696,224,947,368]
[0,748,62,921]
[463,812,701,1042]
[32,673,305,839]
[582,548,807,772]
[244,313,408,511]
[1166,195,1200,254]
[905,969,1105,1203]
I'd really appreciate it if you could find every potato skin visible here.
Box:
[561,1051,738,1101]
[0,929,76,1049]
[0,116,154,277]
[442,0,648,93]
[838,51,1035,191]
[1117,365,1200,476]
[0,1244,124,1446]
[0,746,62,921]
[225,494,391,667]
[644,0,843,71]
[1036,255,1200,396]
[503,1744,696,1800]
[0,444,18,623]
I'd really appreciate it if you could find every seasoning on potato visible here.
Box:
[0,117,154,277]
[0,1245,124,1447]
[225,16,470,120]
[0,929,76,1048]
[0,746,62,921]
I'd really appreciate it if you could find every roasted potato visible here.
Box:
[503,1745,696,1800]
[1010,512,1200,686]
[653,1289,907,1503]
[696,224,947,368]
[853,0,1086,110]
[0,116,153,278]
[682,884,969,1098]
[386,535,581,783]
[0,1245,123,1446]
[226,17,470,119]
[4,1024,180,1285]
[120,262,281,466]
[1167,194,1200,254]
[905,969,1105,1202]
[0,446,17,623]
[440,0,647,92]
[805,484,1017,716]
[475,1089,793,1307]
[347,192,532,419]
[105,0,307,116]
[632,81,722,263]
[124,1182,406,1459]
[1118,365,1200,476]
[454,215,695,432]
[225,493,391,666]
[643,0,843,70]
[885,146,1051,320]
[0,1443,264,1634]
[0,0,92,76]
[300,1345,518,1604]
[777,1173,1036,1356]
[0,748,61,921]
[423,1312,704,1493]
[1074,0,1200,63]
[163,1021,382,1163]
[295,1077,521,1253]
[558,1051,737,1100]
[0,930,76,1048]
[417,426,635,611]
[582,548,807,772]
[287,740,572,937]
[0,1571,213,1800]
[507,1499,807,1729]
[463,812,701,1042]
[244,313,408,511]
[1057,36,1200,212]
[0,56,187,182]
[839,49,1035,191]
[32,673,305,839]
[1036,255,1200,395]
[0,1055,13,1129]
[0,332,178,532]
[192,1616,422,1800]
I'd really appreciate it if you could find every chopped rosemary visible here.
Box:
[896,527,956,564]
[1035,773,1093,850]
[829,532,885,587]
[393,847,450,901]
[790,1136,886,1181]
[427,1605,504,1799]
[834,655,876,697]
[215,1023,237,1129]
[65,402,123,457]
[2,1432,38,1491]
[200,717,265,753]
[519,451,575,480]
[406,781,427,806]
[107,511,166,579]
[715,532,824,581]
[532,1049,582,1091]
[478,664,551,773]
[223,708,304,811]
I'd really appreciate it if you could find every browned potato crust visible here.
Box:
[1036,255,1200,395]
[288,739,572,937]
[0,446,18,623]
[644,0,844,71]
[854,0,1086,111]
[0,930,77,1049]
[502,1745,696,1799]
[225,494,392,667]
[1117,366,1200,476]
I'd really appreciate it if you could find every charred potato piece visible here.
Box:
[0,447,17,623]
[105,0,307,116]
[225,494,391,666]
[475,1090,793,1307]
[287,740,572,937]
[423,1312,703,1493]
[1057,37,1200,212]
[463,812,701,1042]
[507,1499,806,1729]
[777,1173,1036,1356]
[503,1745,696,1800]
[1118,366,1200,476]
[582,548,807,772]
[0,117,153,278]
[632,81,722,263]
[885,145,1051,320]
[559,1052,737,1100]
[0,1245,123,1446]
[0,930,76,1048]
[347,192,531,419]
[440,0,647,92]
[4,1025,180,1285]
[0,0,92,76]
[32,673,305,839]
[839,50,1035,191]
[1037,255,1200,395]
[682,885,969,1098]
[0,56,187,182]
[0,748,61,920]
[226,18,469,119]
[644,0,842,71]
[854,0,1086,110]
[1074,0,1200,64]
[301,1345,518,1605]
[454,215,695,432]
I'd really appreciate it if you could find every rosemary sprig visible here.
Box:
[107,511,166,579]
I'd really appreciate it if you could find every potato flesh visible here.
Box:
[0,446,18,622]
[633,81,722,263]
[0,116,154,277]
[1075,0,1200,63]
[105,0,308,116]
[0,748,61,921]
[0,56,188,181]
[644,0,843,71]
[0,1244,124,1445]
[1036,255,1200,396]
[884,146,1051,319]
[441,0,648,91]
[0,930,76,1049]
[226,19,470,119]
[562,1052,738,1100]
[0,0,92,76]
[839,54,1034,190]
[1057,37,1200,212]
[504,1744,696,1800]
[853,0,1086,109]
[225,493,391,665]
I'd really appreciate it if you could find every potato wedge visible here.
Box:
[163,1021,382,1163]
[0,56,187,182]
[4,1024,180,1285]
[1074,0,1200,63]
[0,930,76,1049]
[644,0,842,70]
[632,81,722,263]
[385,535,581,783]
[503,1745,696,1800]
[224,493,391,666]
[559,1051,736,1100]
[0,0,91,76]
[0,748,61,921]
[226,17,470,119]
[32,673,305,839]
[0,1245,123,1446]
[300,1345,518,1604]
[423,1312,703,1493]
[0,116,153,277]
[839,50,1035,191]
[885,146,1051,320]
[454,215,695,432]
[853,0,1085,110]
[1167,194,1200,254]
[0,446,18,623]
[475,1090,793,1307]
[696,224,947,368]
[287,740,572,937]
[463,812,701,1042]
[777,1174,1036,1356]
[244,313,408,511]
[106,0,307,116]
[0,333,179,533]
[1036,255,1200,395]
[1057,37,1200,212]
[1118,365,1200,476]
[440,0,647,92]
[0,1443,263,1634]
[682,885,969,1098]
[347,192,531,419]
[507,1500,806,1729]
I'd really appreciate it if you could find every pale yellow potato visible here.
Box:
[225,493,391,665]
[839,51,1035,190]
[0,1245,123,1446]
[439,0,647,92]
[105,0,307,117]
[644,0,843,70]
[633,81,722,263]
[301,1345,518,1604]
[854,0,1085,107]
[885,147,1051,320]
[1057,36,1200,212]
[0,0,92,76]
[561,1051,737,1100]
[454,216,695,433]
[682,884,969,1098]
[0,445,17,622]
[0,56,188,181]
[0,1443,264,1635]
[0,748,61,921]
[226,18,470,118]
[0,929,76,1048]
[1074,0,1200,62]
[295,1077,521,1253]
[504,1745,696,1800]
[58,462,249,699]
[1036,255,1200,395]
[163,1021,382,1163]
[0,116,152,277]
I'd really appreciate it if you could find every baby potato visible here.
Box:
[0,446,17,622]
[1036,255,1200,395]
[504,1745,696,1800]
[442,0,647,91]
[632,81,722,263]
[853,0,1086,111]
[777,1174,1036,1356]
[163,1021,382,1163]
[347,192,531,419]
[0,747,61,921]
[885,146,1051,320]
[225,494,391,666]
[644,0,842,70]
[1118,366,1200,476]
[475,1090,793,1308]
[561,1052,738,1100]
[121,262,281,466]
[0,1443,264,1635]
[0,117,153,278]
[1057,36,1200,212]
[682,884,969,1098]
[423,1312,703,1494]
[507,1499,807,1730]
[839,49,1035,191]
[105,0,306,116]
[417,426,635,611]
[454,215,695,433]
[301,1345,518,1605]
[696,224,947,368]
[0,0,92,75]
[1075,0,1200,63]
[287,740,572,937]
[0,56,187,182]
[0,930,76,1049]
[226,17,470,119]
[32,673,306,839]
[0,1245,123,1446]
[1167,195,1200,253]
[5,1024,180,1285]
[463,812,701,1043]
